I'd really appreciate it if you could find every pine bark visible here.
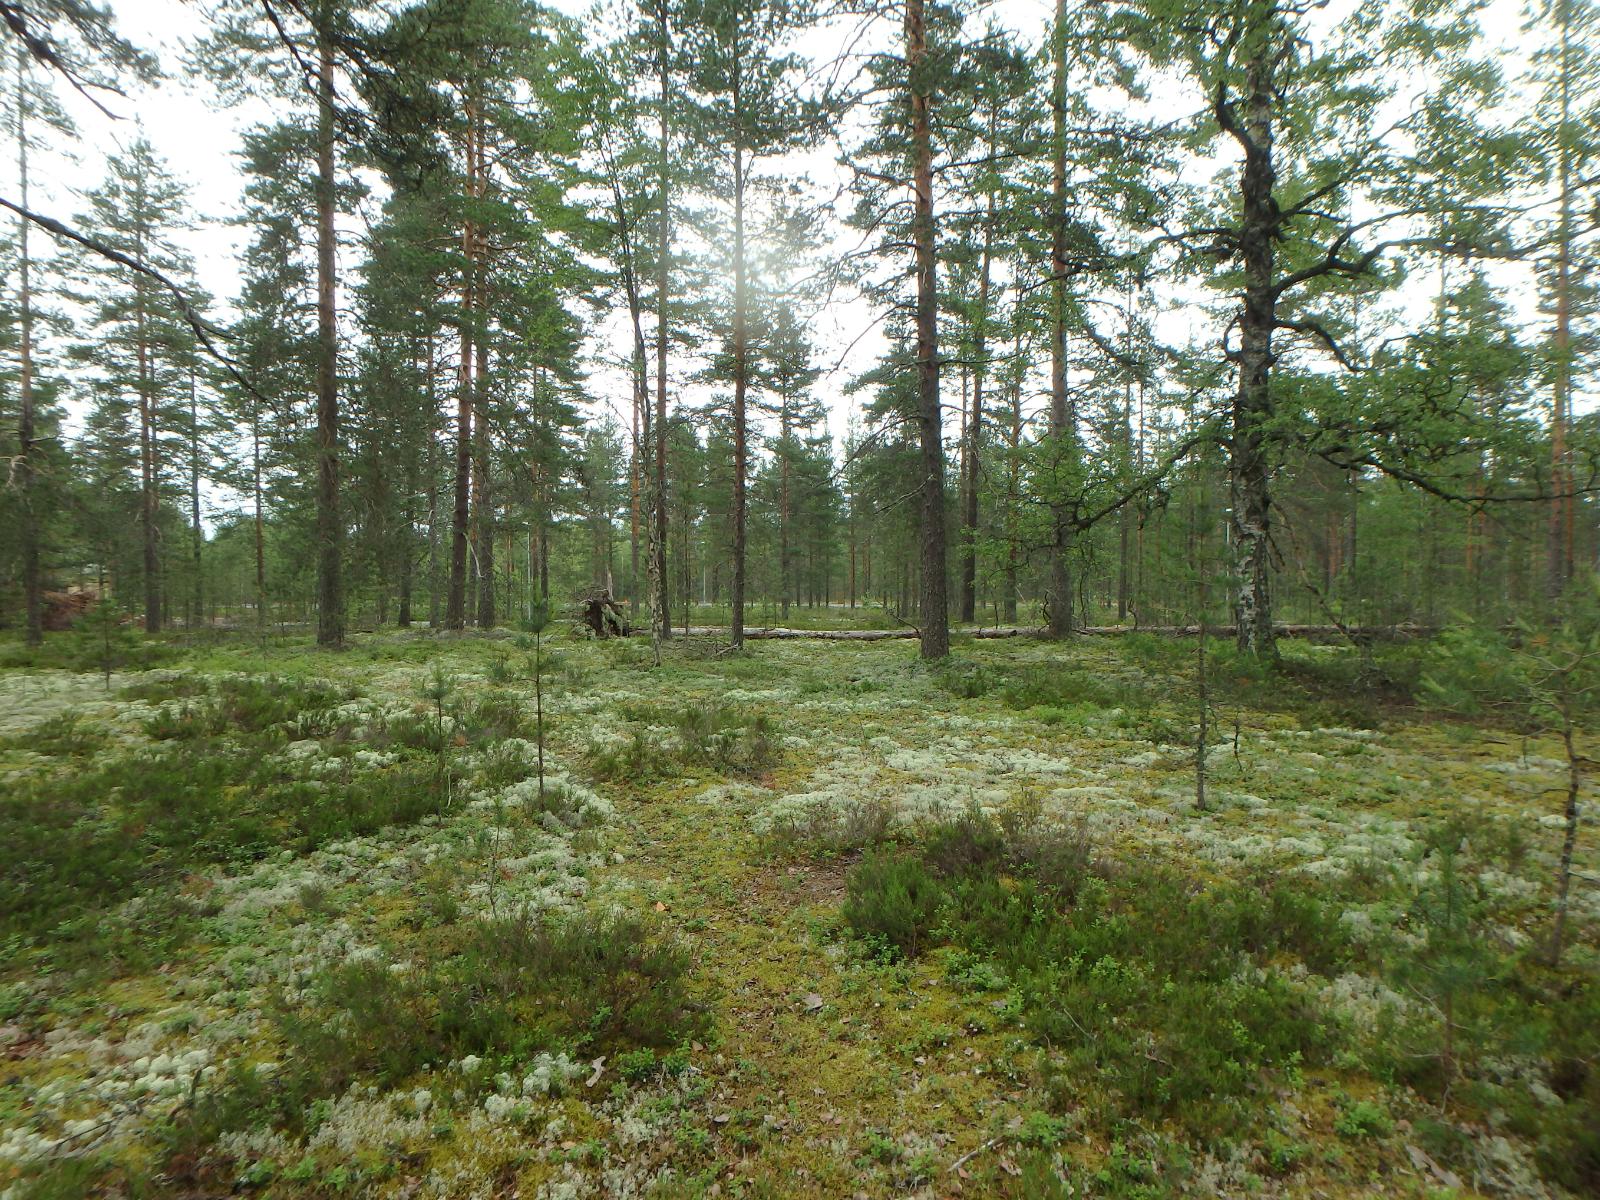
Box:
[780,394,792,619]
[961,131,995,625]
[653,6,672,642]
[446,99,476,632]
[135,187,161,635]
[426,339,441,628]
[730,40,748,650]
[908,0,948,659]
[14,52,40,645]
[1046,0,1073,639]
[188,366,203,626]
[252,398,266,629]
[313,27,344,647]
[474,338,496,627]
[1547,0,1575,606]
[1004,276,1023,624]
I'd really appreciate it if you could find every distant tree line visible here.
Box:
[0,0,1596,657]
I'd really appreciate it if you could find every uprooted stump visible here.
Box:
[43,589,98,631]
[576,588,631,638]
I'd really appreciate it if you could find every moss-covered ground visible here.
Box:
[0,628,1594,1198]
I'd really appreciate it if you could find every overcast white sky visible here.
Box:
[25,0,1550,469]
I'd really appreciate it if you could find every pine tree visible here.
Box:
[5,50,72,644]
[683,0,818,648]
[68,138,200,634]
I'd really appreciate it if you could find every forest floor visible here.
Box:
[0,627,1595,1199]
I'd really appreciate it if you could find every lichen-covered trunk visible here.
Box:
[1232,39,1277,661]
[908,0,948,660]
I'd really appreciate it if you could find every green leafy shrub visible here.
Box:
[760,797,892,858]
[1418,625,1530,717]
[588,727,665,782]
[921,809,1006,878]
[841,812,1349,1146]
[1333,1097,1391,1139]
[462,690,530,740]
[5,712,105,757]
[218,674,349,736]
[674,704,778,775]
[933,659,994,699]
[998,665,1153,714]
[271,910,707,1097]
[842,852,943,958]
[0,741,444,954]
[1536,975,1600,1191]
[591,702,780,782]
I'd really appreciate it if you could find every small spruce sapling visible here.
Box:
[518,599,551,802]
[71,600,140,689]
[422,663,456,814]
[1422,587,1600,966]
[1186,453,1221,813]
[1398,822,1495,1088]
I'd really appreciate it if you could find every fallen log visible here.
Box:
[680,625,916,641]
[645,622,1434,643]
[978,623,1434,640]
[1065,622,1435,641]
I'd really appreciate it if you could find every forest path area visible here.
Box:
[599,771,1036,1197]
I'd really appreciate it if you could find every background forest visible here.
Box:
[0,0,1595,656]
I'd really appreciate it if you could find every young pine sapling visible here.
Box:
[518,599,551,802]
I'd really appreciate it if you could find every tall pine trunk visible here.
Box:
[426,340,441,628]
[961,126,995,625]
[471,109,495,629]
[135,193,161,635]
[446,98,477,631]
[630,310,644,611]
[399,361,416,628]
[252,396,266,629]
[908,0,948,659]
[780,394,791,618]
[14,52,40,645]
[1046,0,1073,639]
[1005,276,1023,624]
[313,25,344,647]
[188,366,203,627]
[1547,0,1575,606]
[730,43,748,651]
[652,5,672,642]
[474,339,496,627]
